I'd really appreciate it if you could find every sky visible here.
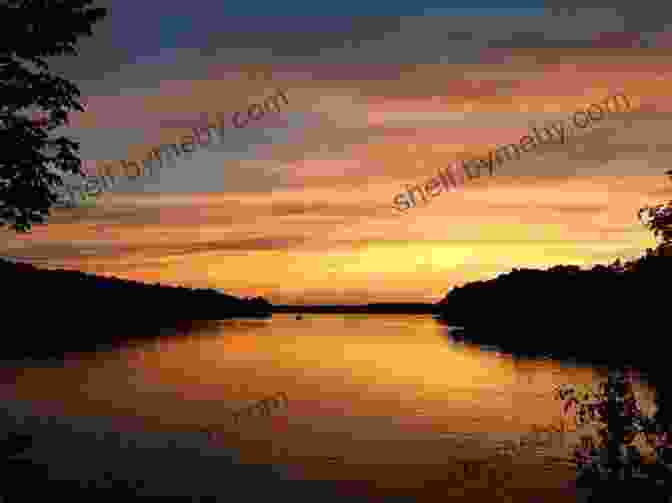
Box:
[2,0,672,304]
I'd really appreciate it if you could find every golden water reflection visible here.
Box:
[3,314,657,502]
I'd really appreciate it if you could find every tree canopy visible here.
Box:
[0,0,107,232]
[638,172,672,250]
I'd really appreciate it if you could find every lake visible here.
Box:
[0,314,658,502]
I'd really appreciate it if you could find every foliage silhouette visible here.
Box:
[1,258,272,359]
[555,371,672,501]
[435,252,672,366]
[0,0,107,232]
[638,170,672,250]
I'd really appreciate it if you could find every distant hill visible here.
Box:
[272,303,437,314]
[435,252,672,369]
[1,259,271,358]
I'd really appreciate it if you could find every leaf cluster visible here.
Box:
[638,171,672,247]
[0,0,107,231]
[554,373,672,485]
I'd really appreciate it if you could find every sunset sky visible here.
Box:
[2,1,672,304]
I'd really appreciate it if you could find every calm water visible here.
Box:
[0,315,658,501]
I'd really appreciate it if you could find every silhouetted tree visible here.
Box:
[638,172,672,253]
[0,0,107,232]
[556,371,672,501]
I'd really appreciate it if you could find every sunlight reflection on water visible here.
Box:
[1,314,658,502]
